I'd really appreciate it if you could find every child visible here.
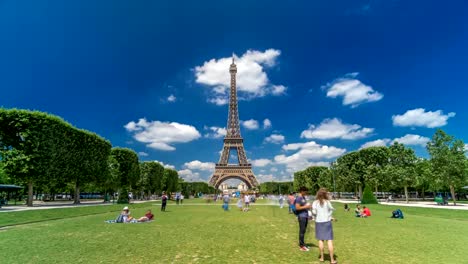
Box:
[344,203,350,212]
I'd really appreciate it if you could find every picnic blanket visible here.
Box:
[105,220,154,224]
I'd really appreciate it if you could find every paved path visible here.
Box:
[0,200,156,213]
[332,199,468,210]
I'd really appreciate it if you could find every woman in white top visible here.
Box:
[312,188,336,264]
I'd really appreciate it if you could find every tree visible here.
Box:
[361,185,378,204]
[0,161,9,184]
[335,152,366,198]
[317,168,333,190]
[427,129,467,205]
[384,142,417,204]
[359,147,389,194]
[414,158,433,200]
[110,148,140,204]
[163,168,180,195]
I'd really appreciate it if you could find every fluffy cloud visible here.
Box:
[242,119,259,130]
[360,139,391,149]
[465,144,468,151]
[256,174,275,182]
[251,159,272,167]
[301,118,373,140]
[275,141,346,172]
[178,169,202,182]
[270,167,279,172]
[154,160,175,170]
[392,108,456,128]
[360,134,430,149]
[263,118,272,129]
[138,152,149,157]
[125,118,201,151]
[204,126,227,139]
[324,73,383,107]
[264,134,285,144]
[194,49,287,104]
[184,160,215,172]
[392,134,430,147]
[167,94,176,102]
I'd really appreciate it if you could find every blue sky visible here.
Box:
[1,0,468,183]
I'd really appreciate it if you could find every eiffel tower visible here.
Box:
[209,57,258,189]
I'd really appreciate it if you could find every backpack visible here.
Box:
[291,203,299,215]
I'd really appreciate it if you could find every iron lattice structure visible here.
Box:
[209,58,259,189]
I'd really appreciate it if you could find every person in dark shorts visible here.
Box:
[161,192,168,212]
[295,186,312,252]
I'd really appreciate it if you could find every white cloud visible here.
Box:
[392,134,430,147]
[204,126,227,139]
[138,152,149,157]
[242,119,259,130]
[257,174,275,182]
[125,118,201,151]
[178,169,202,182]
[360,134,430,149]
[270,167,279,172]
[251,159,272,167]
[275,141,345,172]
[184,160,215,172]
[194,49,286,104]
[465,144,468,151]
[263,118,272,129]
[324,73,383,107]
[392,108,456,128]
[154,160,175,170]
[208,97,229,106]
[271,85,287,95]
[301,118,373,140]
[167,94,176,102]
[264,134,285,144]
[360,139,391,149]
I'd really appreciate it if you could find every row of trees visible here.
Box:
[0,109,214,206]
[293,129,468,205]
[258,181,294,194]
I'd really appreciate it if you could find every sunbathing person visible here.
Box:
[138,210,154,222]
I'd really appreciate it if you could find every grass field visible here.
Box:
[1,199,467,264]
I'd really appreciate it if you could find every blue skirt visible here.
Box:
[315,221,334,241]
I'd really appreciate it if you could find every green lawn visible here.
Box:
[1,199,467,264]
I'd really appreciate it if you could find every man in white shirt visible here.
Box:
[244,194,250,208]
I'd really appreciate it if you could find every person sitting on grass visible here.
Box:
[391,209,404,219]
[361,206,371,218]
[115,206,133,223]
[354,204,362,217]
[344,203,350,212]
[138,210,154,222]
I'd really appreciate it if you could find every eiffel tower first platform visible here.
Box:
[209,58,259,189]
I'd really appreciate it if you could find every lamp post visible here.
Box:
[331,161,336,198]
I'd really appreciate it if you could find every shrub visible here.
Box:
[361,185,378,204]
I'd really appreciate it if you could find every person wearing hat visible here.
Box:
[121,206,134,222]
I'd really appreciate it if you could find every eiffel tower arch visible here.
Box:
[209,58,259,189]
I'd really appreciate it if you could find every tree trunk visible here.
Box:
[404,185,409,204]
[358,184,363,201]
[74,183,80,204]
[450,185,457,206]
[27,181,33,207]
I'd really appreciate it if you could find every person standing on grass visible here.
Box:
[223,193,230,211]
[244,194,250,208]
[295,186,312,252]
[312,188,336,264]
[161,192,168,212]
[180,194,184,204]
[279,194,285,209]
[288,192,295,214]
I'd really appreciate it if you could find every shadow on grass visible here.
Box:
[320,253,338,262]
